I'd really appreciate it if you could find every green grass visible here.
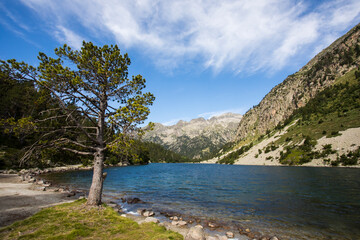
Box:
[247,67,360,166]
[275,67,360,146]
[0,199,183,240]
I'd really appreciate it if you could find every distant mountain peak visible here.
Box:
[143,112,242,159]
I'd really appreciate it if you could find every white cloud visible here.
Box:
[162,118,186,126]
[18,0,360,73]
[161,108,245,125]
[198,108,245,119]
[54,26,84,49]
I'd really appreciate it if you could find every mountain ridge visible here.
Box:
[143,113,242,159]
[235,23,360,142]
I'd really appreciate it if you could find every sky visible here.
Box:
[0,0,360,126]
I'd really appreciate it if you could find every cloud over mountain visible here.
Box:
[8,0,360,73]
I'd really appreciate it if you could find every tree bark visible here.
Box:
[87,98,106,206]
[87,149,105,205]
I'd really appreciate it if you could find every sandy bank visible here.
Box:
[0,174,78,228]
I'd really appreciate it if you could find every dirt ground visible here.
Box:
[0,174,77,228]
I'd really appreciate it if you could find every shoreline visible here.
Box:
[0,173,271,240]
[2,163,358,239]
[38,167,280,240]
[0,164,281,240]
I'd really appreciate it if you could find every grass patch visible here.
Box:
[0,199,182,240]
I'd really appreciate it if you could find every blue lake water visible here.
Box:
[44,163,360,239]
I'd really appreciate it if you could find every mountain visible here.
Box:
[235,23,360,142]
[207,23,360,167]
[143,113,242,159]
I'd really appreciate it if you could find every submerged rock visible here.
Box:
[126,197,144,204]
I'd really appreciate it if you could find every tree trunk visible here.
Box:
[87,98,106,206]
[87,149,105,205]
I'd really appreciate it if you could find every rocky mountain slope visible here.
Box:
[205,23,360,167]
[143,113,242,159]
[235,23,360,142]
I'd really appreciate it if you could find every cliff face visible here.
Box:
[143,113,242,159]
[235,23,360,141]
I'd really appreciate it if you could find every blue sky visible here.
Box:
[1,0,360,126]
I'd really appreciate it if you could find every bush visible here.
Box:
[218,143,253,164]
[331,147,360,166]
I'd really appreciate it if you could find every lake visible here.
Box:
[44,163,360,239]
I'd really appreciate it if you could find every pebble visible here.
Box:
[208,222,217,228]
[226,231,234,238]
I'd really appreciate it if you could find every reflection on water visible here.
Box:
[45,163,360,239]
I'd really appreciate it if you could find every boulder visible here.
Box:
[137,209,146,215]
[126,197,144,204]
[35,186,46,191]
[144,217,160,223]
[143,210,155,217]
[37,180,45,185]
[216,235,228,240]
[28,178,36,183]
[205,236,218,240]
[185,225,205,240]
[67,191,76,197]
[270,237,279,240]
[177,220,187,226]
[171,220,187,226]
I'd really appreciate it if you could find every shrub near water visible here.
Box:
[217,143,253,164]
[0,199,182,240]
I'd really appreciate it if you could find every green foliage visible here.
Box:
[275,67,360,152]
[141,141,192,163]
[331,147,360,166]
[264,142,278,153]
[217,143,253,164]
[0,199,182,240]
[0,41,155,171]
[279,136,319,165]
